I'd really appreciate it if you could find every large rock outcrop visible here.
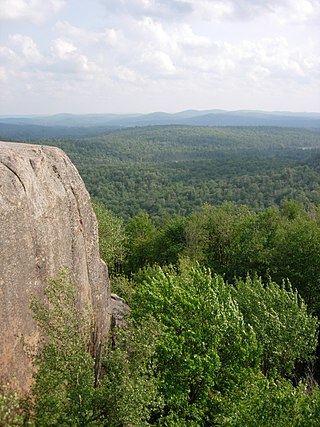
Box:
[0,141,111,392]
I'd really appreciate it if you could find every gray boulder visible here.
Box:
[0,141,111,393]
[111,293,130,329]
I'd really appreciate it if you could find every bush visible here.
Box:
[30,269,97,426]
[233,276,319,377]
[0,384,30,427]
[96,316,163,426]
[29,269,162,426]
[131,262,319,425]
[216,374,320,427]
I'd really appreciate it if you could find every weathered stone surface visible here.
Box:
[111,293,130,329]
[0,141,111,392]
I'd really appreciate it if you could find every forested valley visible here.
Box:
[2,124,320,426]
[21,125,320,218]
[1,125,319,217]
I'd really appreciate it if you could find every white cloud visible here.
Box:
[191,0,320,23]
[0,66,7,81]
[0,36,42,82]
[51,38,77,59]
[54,21,124,48]
[168,35,319,88]
[98,0,320,23]
[0,45,19,64]
[274,0,320,23]
[0,33,99,88]
[49,38,99,75]
[191,0,235,21]
[113,65,140,82]
[243,38,317,81]
[136,16,170,43]
[54,21,100,45]
[139,50,176,76]
[10,34,43,62]
[99,0,192,19]
[0,0,319,113]
[173,24,211,49]
[0,0,65,23]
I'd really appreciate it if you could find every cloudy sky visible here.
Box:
[0,0,319,115]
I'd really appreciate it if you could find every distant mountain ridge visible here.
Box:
[0,110,319,139]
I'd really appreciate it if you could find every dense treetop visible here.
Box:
[6,125,318,218]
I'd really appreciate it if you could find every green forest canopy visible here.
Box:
[7,125,320,218]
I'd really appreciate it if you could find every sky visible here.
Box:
[0,0,319,115]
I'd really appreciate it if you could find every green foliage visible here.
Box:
[93,202,126,274]
[124,212,159,273]
[123,213,187,275]
[109,273,134,303]
[132,264,258,423]
[183,201,320,316]
[152,216,187,266]
[18,250,320,426]
[131,263,319,425]
[185,203,277,280]
[0,384,31,426]
[272,216,320,314]
[233,276,319,377]
[228,207,280,279]
[29,269,162,426]
[279,199,308,220]
[215,374,320,427]
[96,316,163,426]
[30,269,98,426]
[185,202,248,269]
[93,197,320,399]
[24,126,320,218]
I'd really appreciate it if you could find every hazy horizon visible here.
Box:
[1,108,320,119]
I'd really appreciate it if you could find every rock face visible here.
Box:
[0,141,111,392]
[111,293,130,329]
